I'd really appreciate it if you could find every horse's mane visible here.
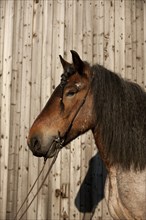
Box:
[91,64,146,170]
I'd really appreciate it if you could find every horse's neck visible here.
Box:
[92,128,111,171]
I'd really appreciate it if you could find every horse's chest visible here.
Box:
[104,168,146,220]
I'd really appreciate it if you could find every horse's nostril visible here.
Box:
[31,137,41,151]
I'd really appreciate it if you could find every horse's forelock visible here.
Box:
[60,67,75,88]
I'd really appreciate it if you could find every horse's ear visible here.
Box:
[70,50,84,75]
[59,55,71,70]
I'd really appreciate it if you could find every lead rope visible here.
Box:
[14,149,60,220]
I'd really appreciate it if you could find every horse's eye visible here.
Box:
[66,90,76,97]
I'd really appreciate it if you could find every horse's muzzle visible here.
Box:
[27,134,60,158]
[27,136,45,157]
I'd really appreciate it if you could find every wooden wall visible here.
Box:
[0,0,146,219]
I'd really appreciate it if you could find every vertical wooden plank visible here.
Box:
[51,0,65,86]
[125,0,132,81]
[104,0,115,71]
[13,1,24,218]
[136,0,144,87]
[0,1,5,129]
[41,0,53,107]
[72,0,83,54]
[94,0,104,66]
[0,1,14,219]
[131,0,137,82]
[0,5,6,214]
[6,1,24,218]
[82,0,93,63]
[17,1,33,219]
[16,1,25,216]
[64,0,73,58]
[0,0,5,217]
[93,0,104,66]
[114,0,125,77]
[93,1,100,65]
[9,1,24,218]
[98,0,104,66]
[144,0,146,89]
[93,1,98,65]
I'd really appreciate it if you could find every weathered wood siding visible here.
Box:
[0,0,146,219]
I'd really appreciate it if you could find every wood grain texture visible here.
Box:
[0,0,145,219]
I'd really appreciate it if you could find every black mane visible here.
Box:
[91,64,146,170]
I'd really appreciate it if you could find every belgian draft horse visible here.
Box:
[28,51,146,219]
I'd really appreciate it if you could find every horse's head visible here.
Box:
[27,51,96,158]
